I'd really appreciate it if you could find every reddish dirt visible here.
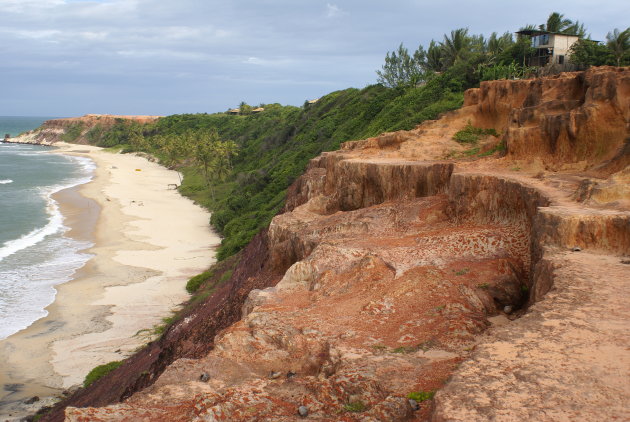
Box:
[38,67,630,421]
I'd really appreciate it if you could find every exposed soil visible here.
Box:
[33,67,630,421]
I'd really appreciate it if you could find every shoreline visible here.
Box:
[0,143,220,417]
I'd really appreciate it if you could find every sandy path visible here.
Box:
[0,143,219,413]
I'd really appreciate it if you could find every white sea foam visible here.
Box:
[0,155,94,263]
[0,236,93,339]
[0,179,12,184]
[0,152,96,338]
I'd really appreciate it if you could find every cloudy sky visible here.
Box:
[1,0,628,117]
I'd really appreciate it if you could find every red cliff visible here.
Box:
[41,67,629,421]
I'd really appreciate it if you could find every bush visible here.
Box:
[61,122,84,142]
[453,123,498,144]
[83,361,123,387]
[344,401,366,412]
[407,391,436,402]
[186,269,215,293]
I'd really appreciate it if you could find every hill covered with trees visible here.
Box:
[58,12,628,262]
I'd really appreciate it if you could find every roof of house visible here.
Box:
[515,29,580,37]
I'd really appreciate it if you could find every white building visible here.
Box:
[516,30,580,67]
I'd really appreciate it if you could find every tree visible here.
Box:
[425,40,443,72]
[376,43,427,89]
[540,12,573,33]
[441,28,472,67]
[239,101,253,115]
[606,28,630,66]
[569,39,614,67]
[193,129,220,186]
[539,12,588,37]
[486,32,514,59]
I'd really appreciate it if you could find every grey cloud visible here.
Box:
[0,0,628,116]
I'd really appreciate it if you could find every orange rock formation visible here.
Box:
[43,67,629,421]
[11,114,162,145]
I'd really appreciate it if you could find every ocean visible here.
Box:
[0,117,95,339]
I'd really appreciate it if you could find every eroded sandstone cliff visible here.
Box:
[41,67,629,421]
[9,114,161,145]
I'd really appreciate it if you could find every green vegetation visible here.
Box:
[81,76,464,261]
[219,269,233,283]
[186,269,215,293]
[344,401,366,412]
[74,12,622,264]
[569,28,630,67]
[454,267,470,276]
[453,123,498,144]
[62,122,84,142]
[83,360,123,387]
[407,391,436,402]
[477,283,490,289]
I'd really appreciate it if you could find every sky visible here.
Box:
[1,0,628,117]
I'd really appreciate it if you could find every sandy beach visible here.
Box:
[0,143,220,416]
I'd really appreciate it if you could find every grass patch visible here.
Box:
[61,122,84,143]
[454,267,470,276]
[186,269,215,293]
[407,390,436,402]
[477,282,490,289]
[478,139,506,157]
[344,401,366,412]
[103,144,128,153]
[219,269,233,283]
[83,361,124,387]
[453,122,499,144]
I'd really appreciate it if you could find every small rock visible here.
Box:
[572,246,581,252]
[621,259,630,265]
[24,396,39,404]
[408,398,420,411]
[503,305,513,314]
[286,370,296,379]
[199,373,210,382]
[269,371,282,379]
[348,394,360,403]
[298,405,309,417]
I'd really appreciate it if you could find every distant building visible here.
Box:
[307,98,319,105]
[252,107,265,113]
[516,30,580,67]
[227,108,240,115]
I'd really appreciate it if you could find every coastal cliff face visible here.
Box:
[8,114,161,145]
[42,67,629,421]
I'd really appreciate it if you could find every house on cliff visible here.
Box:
[516,29,579,67]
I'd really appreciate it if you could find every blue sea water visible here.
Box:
[0,116,56,138]
[0,117,95,339]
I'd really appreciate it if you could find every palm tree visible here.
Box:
[606,28,630,66]
[425,40,443,72]
[487,32,513,60]
[540,12,573,33]
[441,28,472,67]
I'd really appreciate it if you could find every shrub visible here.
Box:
[61,122,84,142]
[83,361,123,387]
[344,401,366,412]
[186,269,215,293]
[407,391,436,402]
[453,123,498,144]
